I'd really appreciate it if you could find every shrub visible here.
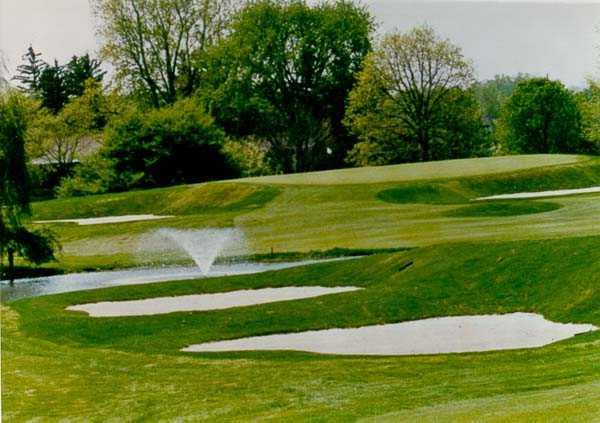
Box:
[222,137,272,177]
[103,99,237,188]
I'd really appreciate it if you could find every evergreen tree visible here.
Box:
[63,54,106,98]
[12,46,46,95]
[38,60,68,113]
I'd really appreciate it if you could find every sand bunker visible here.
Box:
[35,214,172,226]
[476,186,600,201]
[66,286,361,317]
[182,313,596,355]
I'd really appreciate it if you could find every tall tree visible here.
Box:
[0,91,56,283]
[345,54,489,167]
[12,46,46,95]
[63,54,106,98]
[93,0,240,106]
[38,60,68,113]
[363,25,474,161]
[206,0,374,172]
[500,78,583,154]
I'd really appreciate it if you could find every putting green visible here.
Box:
[238,154,585,185]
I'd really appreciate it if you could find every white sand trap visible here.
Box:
[476,186,600,201]
[182,313,596,356]
[35,214,172,225]
[66,286,361,317]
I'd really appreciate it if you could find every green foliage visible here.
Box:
[345,26,488,165]
[26,108,79,170]
[103,98,237,188]
[37,60,68,114]
[14,50,105,114]
[55,154,117,197]
[206,0,374,172]
[344,56,419,166]
[345,53,489,166]
[0,226,57,266]
[12,46,45,95]
[94,0,239,106]
[0,91,31,215]
[499,78,584,154]
[222,137,272,177]
[0,90,56,277]
[473,74,530,128]
[63,54,106,98]
[575,79,600,154]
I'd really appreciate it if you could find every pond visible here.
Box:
[0,259,340,301]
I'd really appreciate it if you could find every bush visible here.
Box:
[103,99,237,188]
[222,137,272,177]
[55,153,131,197]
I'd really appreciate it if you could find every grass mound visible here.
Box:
[32,183,280,220]
[240,154,586,185]
[377,159,600,205]
[443,201,562,218]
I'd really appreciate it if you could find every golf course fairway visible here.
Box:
[2,154,600,421]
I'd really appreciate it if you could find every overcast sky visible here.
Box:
[1,0,599,87]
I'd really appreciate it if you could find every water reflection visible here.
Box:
[1,260,334,301]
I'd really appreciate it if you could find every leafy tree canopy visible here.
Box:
[103,98,236,188]
[345,26,488,165]
[574,79,600,154]
[0,90,56,281]
[205,0,374,172]
[500,78,584,154]
[473,74,530,127]
[94,0,241,107]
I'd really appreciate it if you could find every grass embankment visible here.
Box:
[26,154,600,273]
[3,236,600,420]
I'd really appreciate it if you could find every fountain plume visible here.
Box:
[141,228,246,275]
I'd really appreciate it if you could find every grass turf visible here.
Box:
[3,154,600,420]
[24,154,600,272]
[3,236,600,420]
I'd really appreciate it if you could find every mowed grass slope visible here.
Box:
[3,154,600,420]
[28,154,600,271]
[3,236,600,420]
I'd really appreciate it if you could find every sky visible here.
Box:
[1,0,599,87]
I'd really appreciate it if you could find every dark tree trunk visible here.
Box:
[7,247,15,286]
[419,130,430,162]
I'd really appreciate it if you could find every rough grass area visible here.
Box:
[3,236,600,420]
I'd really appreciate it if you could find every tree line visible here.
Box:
[6,0,600,197]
